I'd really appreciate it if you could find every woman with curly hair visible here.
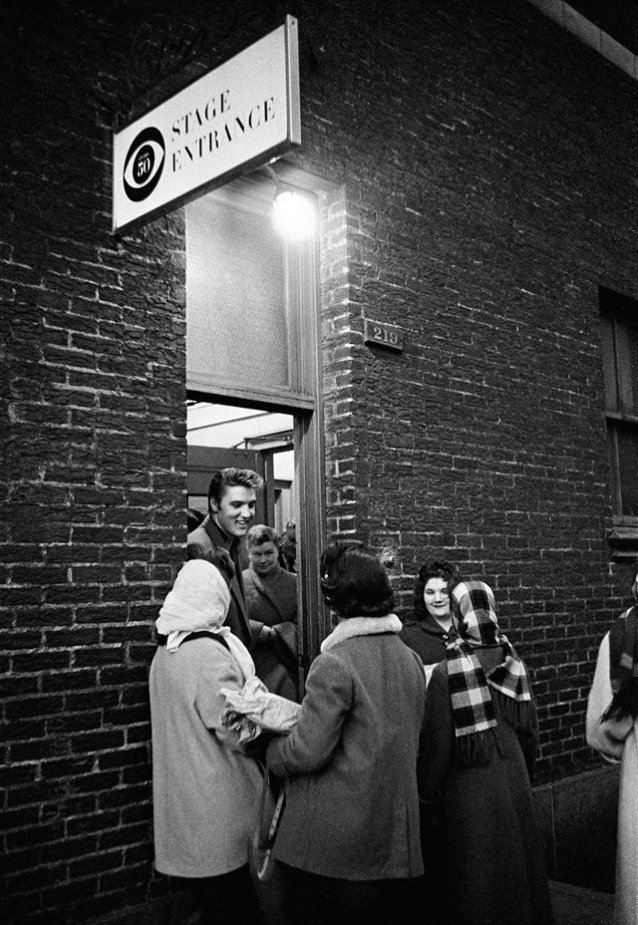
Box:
[400,558,460,685]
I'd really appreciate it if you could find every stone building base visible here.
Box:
[534,765,619,893]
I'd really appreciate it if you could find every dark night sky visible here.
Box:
[567,0,638,56]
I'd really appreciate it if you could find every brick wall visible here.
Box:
[1,5,189,922]
[1,0,637,922]
[297,0,638,781]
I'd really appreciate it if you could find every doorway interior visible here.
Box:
[186,398,295,535]
[184,170,327,662]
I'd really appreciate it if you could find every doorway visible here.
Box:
[184,171,326,666]
[187,398,295,547]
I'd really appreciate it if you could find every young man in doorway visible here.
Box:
[187,467,264,649]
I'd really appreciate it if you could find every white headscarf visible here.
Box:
[155,559,255,682]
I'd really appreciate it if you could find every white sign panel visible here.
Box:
[112,16,300,233]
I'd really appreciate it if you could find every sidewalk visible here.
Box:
[98,879,615,925]
[550,880,614,925]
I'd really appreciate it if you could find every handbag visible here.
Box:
[254,769,286,882]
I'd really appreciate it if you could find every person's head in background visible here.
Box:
[413,558,460,633]
[320,543,394,621]
[207,468,264,539]
[185,544,236,583]
[246,524,280,578]
[279,522,297,571]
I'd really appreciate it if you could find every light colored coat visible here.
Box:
[266,617,426,880]
[586,629,638,925]
[149,637,263,878]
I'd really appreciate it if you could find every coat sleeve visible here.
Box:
[417,664,453,803]
[586,632,632,762]
[515,697,539,782]
[194,644,249,751]
[266,650,352,775]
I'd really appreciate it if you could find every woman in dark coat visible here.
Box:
[400,558,460,684]
[418,580,554,925]
[266,543,426,925]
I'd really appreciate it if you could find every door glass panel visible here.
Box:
[627,324,638,413]
[599,316,617,410]
[617,422,638,517]
[615,324,636,414]
[186,187,291,390]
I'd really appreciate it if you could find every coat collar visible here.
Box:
[321,614,402,653]
[412,612,455,641]
[204,514,235,552]
[248,563,283,591]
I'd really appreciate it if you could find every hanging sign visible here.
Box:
[112,16,301,233]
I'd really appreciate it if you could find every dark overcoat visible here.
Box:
[418,647,554,925]
[400,612,456,666]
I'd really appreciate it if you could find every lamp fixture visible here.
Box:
[264,164,316,241]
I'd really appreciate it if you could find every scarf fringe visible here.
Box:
[455,729,495,767]
[492,687,536,733]
[454,690,536,767]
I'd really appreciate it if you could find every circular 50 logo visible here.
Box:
[122,127,165,202]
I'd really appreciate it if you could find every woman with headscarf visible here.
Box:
[586,565,638,925]
[417,580,554,925]
[149,556,265,925]
[265,542,426,925]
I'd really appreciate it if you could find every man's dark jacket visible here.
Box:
[187,515,252,649]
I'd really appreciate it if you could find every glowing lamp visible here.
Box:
[272,188,316,240]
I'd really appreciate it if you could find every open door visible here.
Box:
[185,172,327,676]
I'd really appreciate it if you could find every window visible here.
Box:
[600,287,638,559]
[185,175,318,409]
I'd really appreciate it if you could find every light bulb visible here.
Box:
[272,189,316,240]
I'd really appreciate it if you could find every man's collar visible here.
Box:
[204,515,234,549]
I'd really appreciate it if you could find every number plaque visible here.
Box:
[363,319,403,352]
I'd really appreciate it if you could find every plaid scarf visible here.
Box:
[447,582,533,759]
[603,604,638,721]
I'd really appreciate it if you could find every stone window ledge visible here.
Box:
[607,526,638,562]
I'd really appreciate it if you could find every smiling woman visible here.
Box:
[399,558,462,683]
[242,523,299,700]
[246,525,280,577]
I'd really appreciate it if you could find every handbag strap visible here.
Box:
[265,787,285,844]
[156,631,229,649]
[259,766,286,846]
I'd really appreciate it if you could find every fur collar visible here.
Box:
[321,614,402,653]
